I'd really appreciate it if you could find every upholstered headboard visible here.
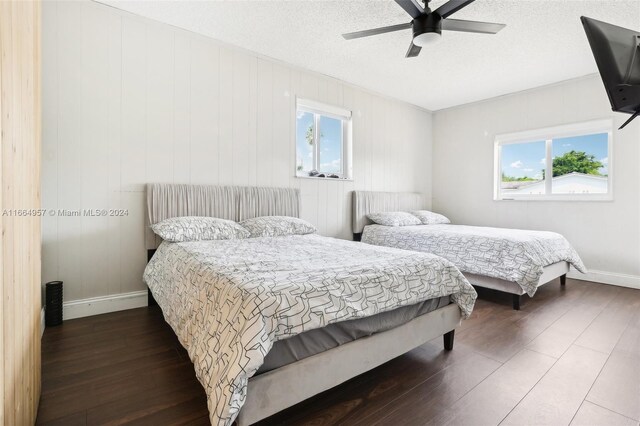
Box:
[351,191,426,236]
[145,183,300,249]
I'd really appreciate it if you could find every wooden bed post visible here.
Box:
[443,330,455,351]
[512,294,521,310]
[560,274,567,286]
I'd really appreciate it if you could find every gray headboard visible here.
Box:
[145,183,300,249]
[351,191,426,235]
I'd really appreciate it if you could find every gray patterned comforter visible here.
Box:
[362,224,587,296]
[143,234,476,426]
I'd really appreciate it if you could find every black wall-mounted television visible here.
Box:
[581,16,640,129]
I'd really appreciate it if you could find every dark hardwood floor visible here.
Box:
[37,279,640,426]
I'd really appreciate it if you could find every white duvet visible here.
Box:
[362,224,587,296]
[143,234,476,425]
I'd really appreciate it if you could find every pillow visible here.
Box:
[151,216,250,242]
[366,211,421,227]
[240,216,317,238]
[410,210,451,225]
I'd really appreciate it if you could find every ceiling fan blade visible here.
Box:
[442,18,506,34]
[434,0,476,19]
[406,42,422,58]
[394,0,424,19]
[342,22,412,40]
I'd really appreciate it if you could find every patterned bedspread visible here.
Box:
[143,234,476,426]
[362,224,586,296]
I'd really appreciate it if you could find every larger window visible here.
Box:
[296,99,352,179]
[494,119,612,200]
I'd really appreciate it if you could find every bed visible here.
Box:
[352,191,587,310]
[143,183,477,426]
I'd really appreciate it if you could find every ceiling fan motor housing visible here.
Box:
[413,13,442,38]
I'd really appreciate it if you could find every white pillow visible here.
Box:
[366,211,421,227]
[410,210,451,225]
[240,216,317,238]
[151,216,250,242]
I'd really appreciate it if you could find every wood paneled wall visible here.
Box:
[0,1,42,425]
[41,0,432,305]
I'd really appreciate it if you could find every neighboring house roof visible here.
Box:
[503,172,608,194]
[501,180,540,190]
[504,172,606,190]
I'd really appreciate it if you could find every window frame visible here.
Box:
[295,98,352,180]
[494,119,613,201]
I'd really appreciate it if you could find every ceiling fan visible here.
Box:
[342,0,506,57]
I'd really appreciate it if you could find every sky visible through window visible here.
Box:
[501,140,545,180]
[319,116,342,173]
[501,133,608,181]
[296,111,313,172]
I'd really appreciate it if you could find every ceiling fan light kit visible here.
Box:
[413,32,441,46]
[342,0,506,58]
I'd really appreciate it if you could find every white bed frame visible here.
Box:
[351,190,569,310]
[144,183,463,425]
[238,303,460,425]
[464,262,568,310]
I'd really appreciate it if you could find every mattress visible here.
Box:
[361,223,586,296]
[258,296,451,374]
[144,233,476,425]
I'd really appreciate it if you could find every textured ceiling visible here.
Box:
[98,0,640,111]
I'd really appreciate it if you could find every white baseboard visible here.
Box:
[63,290,148,321]
[568,269,640,290]
[41,307,45,337]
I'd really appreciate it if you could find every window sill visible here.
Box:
[295,175,353,182]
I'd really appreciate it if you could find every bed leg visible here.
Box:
[148,288,158,307]
[512,294,521,310]
[560,274,567,286]
[443,330,455,351]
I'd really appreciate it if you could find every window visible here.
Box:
[494,119,612,200]
[296,99,352,179]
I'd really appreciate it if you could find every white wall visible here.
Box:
[433,76,640,287]
[41,0,433,305]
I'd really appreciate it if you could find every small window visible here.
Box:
[495,120,612,201]
[296,99,352,179]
